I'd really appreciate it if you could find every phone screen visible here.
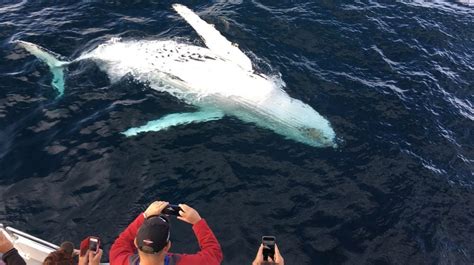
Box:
[89,238,99,251]
[262,236,275,261]
[162,204,182,216]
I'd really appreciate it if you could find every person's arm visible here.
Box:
[109,213,145,265]
[109,201,169,265]
[2,249,26,265]
[176,204,223,265]
[1,232,26,265]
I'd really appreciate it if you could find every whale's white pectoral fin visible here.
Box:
[172,4,253,71]
[122,109,224,137]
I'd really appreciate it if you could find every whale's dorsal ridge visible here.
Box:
[172,3,253,72]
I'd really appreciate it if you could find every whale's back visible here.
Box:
[84,40,274,103]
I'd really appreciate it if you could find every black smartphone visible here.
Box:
[262,236,275,261]
[89,237,100,252]
[162,204,182,216]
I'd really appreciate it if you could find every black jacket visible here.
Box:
[2,248,26,265]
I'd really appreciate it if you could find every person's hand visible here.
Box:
[88,249,102,265]
[252,244,264,265]
[79,249,103,265]
[252,244,284,265]
[272,244,284,264]
[177,204,202,225]
[0,231,14,253]
[78,251,89,265]
[144,201,169,218]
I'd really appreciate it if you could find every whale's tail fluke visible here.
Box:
[16,40,70,97]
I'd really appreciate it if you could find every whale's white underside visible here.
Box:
[17,4,336,147]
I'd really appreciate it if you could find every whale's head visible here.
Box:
[236,84,338,148]
[258,91,337,148]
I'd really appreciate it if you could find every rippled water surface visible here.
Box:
[1,1,473,264]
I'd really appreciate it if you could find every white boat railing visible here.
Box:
[1,223,57,265]
[5,226,59,250]
[0,223,109,265]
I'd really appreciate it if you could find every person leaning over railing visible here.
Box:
[0,230,26,265]
[109,201,223,265]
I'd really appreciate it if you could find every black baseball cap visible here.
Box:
[136,215,170,254]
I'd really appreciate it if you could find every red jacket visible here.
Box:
[109,213,223,265]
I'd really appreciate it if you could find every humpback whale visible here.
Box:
[17,4,336,147]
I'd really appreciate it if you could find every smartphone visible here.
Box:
[262,236,275,261]
[162,204,182,216]
[88,237,100,252]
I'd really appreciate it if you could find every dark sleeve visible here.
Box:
[2,248,26,265]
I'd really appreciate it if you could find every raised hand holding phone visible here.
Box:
[252,238,284,265]
[262,236,275,261]
[162,204,183,216]
[144,201,169,218]
[177,204,202,224]
[79,236,102,265]
[88,237,99,252]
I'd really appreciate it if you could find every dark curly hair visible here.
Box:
[43,242,75,265]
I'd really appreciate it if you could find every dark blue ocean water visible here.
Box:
[1,1,473,264]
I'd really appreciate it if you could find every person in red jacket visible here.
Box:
[109,201,223,265]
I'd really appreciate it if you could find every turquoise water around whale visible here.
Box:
[0,1,473,264]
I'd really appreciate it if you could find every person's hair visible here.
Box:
[42,249,73,265]
[59,241,74,256]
